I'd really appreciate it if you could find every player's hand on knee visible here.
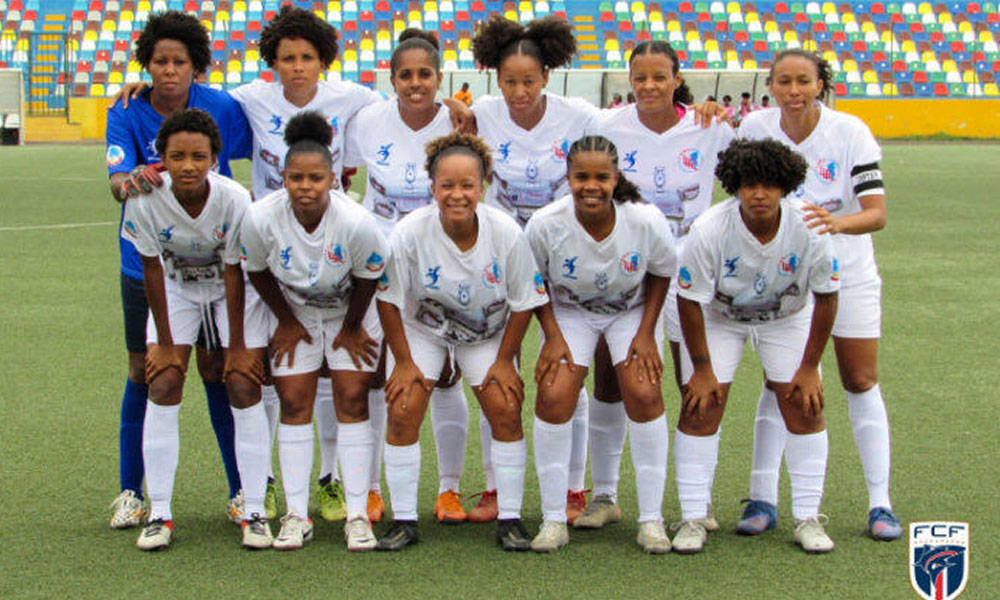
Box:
[478,359,524,407]
[385,359,431,405]
[270,318,311,369]
[145,344,186,382]
[682,367,722,419]
[332,325,379,370]
[787,366,825,416]
[535,334,574,387]
[624,332,663,385]
[223,346,263,385]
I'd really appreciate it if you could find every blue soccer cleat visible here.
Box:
[868,507,902,541]
[736,499,778,535]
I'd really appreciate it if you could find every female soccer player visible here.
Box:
[737,49,900,541]
[375,133,548,552]
[120,109,252,550]
[240,111,389,551]
[674,137,839,554]
[106,9,251,529]
[525,136,676,553]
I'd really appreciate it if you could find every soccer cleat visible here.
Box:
[496,518,531,551]
[435,490,467,524]
[345,516,378,552]
[264,478,278,521]
[466,489,499,523]
[241,513,273,550]
[272,514,313,551]
[794,515,835,554]
[636,519,672,554]
[868,507,902,541]
[367,490,385,524]
[531,520,569,553]
[136,519,173,551]
[110,490,147,530]
[376,520,420,551]
[736,499,778,535]
[227,490,245,525]
[317,479,347,522]
[572,494,621,529]
[566,490,588,525]
[670,520,708,554]
[700,502,720,532]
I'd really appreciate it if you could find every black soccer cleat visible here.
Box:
[375,520,419,551]
[496,518,531,551]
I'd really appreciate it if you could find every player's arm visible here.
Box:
[477,309,532,405]
[533,301,574,386]
[788,290,838,416]
[141,255,185,381]
[331,277,380,369]
[223,264,262,384]
[624,273,669,383]
[377,299,432,404]
[678,295,722,418]
[247,268,311,369]
[804,159,887,235]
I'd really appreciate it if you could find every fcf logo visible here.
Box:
[910,522,969,600]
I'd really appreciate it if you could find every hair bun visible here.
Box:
[283,111,333,148]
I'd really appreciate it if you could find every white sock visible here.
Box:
[629,414,669,523]
[569,388,589,492]
[533,417,572,523]
[588,398,627,501]
[491,439,527,520]
[277,423,313,517]
[848,385,893,510]
[261,384,280,479]
[368,389,386,492]
[430,383,468,493]
[479,412,495,490]
[749,386,787,505]
[337,420,374,519]
[143,402,180,522]
[707,427,720,508]
[785,430,828,521]
[232,402,270,518]
[384,442,421,521]
[674,429,718,520]
[313,378,339,481]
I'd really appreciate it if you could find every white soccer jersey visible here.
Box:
[240,189,390,314]
[739,103,883,286]
[343,100,452,234]
[121,171,250,295]
[525,195,677,315]
[678,198,840,324]
[474,93,600,227]
[229,79,382,199]
[378,203,550,345]
[590,104,736,246]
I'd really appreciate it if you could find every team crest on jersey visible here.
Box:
[456,283,472,306]
[819,197,843,212]
[268,115,282,135]
[106,144,125,167]
[482,261,503,288]
[308,261,320,286]
[497,141,512,163]
[239,243,248,261]
[678,267,692,290]
[533,271,547,295]
[653,166,667,193]
[793,185,806,199]
[753,271,767,295]
[595,271,608,291]
[159,225,175,242]
[365,251,385,272]
[910,522,970,600]
[330,116,340,137]
[678,148,701,173]
[425,265,441,290]
[778,253,798,276]
[377,273,389,292]
[622,150,638,173]
[525,160,539,183]
[724,256,739,278]
[562,257,579,280]
[831,258,840,282]
[122,220,138,240]
[376,143,393,166]
[279,246,293,269]
[212,223,229,241]
[404,163,417,188]
[551,138,570,162]
[325,243,345,265]
[619,251,642,276]
[814,158,839,182]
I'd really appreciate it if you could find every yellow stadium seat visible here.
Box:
[138,1,151,10]
[685,30,700,42]
[343,49,358,61]
[764,20,778,32]
[742,59,758,69]
[109,71,123,84]
[102,20,115,31]
[376,30,390,41]
[958,21,972,33]
[821,1,835,13]
[128,61,141,72]
[979,31,995,44]
[901,40,915,52]
[881,83,897,96]
[209,70,223,83]
[408,10,420,20]
[881,31,894,43]
[393,20,405,33]
[246,49,259,62]
[917,2,932,14]
[360,38,374,50]
[328,1,341,10]
[704,39,719,52]
[90,84,105,96]
[842,59,857,72]
[842,13,855,23]
[443,49,457,61]
[962,70,977,83]
[822,49,836,62]
[862,70,878,83]
[783,30,798,42]
[667,20,681,32]
[233,1,245,10]
[725,49,737,60]
[938,13,951,24]
[519,1,531,10]
[942,59,956,72]
[984,83,999,97]
[424,0,437,10]
[227,59,241,71]
[605,39,620,50]
[726,1,740,12]
[920,50,935,62]
[803,39,817,51]
[217,10,229,21]
[201,20,211,31]
[649,10,662,21]
[121,10,134,20]
[457,38,470,50]
[745,11,758,22]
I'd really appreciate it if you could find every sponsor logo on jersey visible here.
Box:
[159,225,175,242]
[212,222,229,241]
[325,243,345,265]
[365,251,385,272]
[497,141,512,163]
[377,272,389,292]
[831,257,840,282]
[562,256,579,280]
[619,251,642,276]
[551,138,570,162]
[622,150,638,173]
[778,253,798,276]
[818,197,843,212]
[106,145,125,167]
[330,116,340,137]
[724,256,739,278]
[122,220,138,239]
[456,283,472,306]
[814,158,839,182]
[279,246,293,269]
[376,143,393,166]
[910,522,970,600]
[239,243,248,261]
[425,265,441,290]
[145,139,159,162]
[678,148,701,173]
[678,266,692,290]
[260,149,280,168]
[268,115,282,135]
[595,271,608,291]
[482,260,503,288]
[534,271,546,295]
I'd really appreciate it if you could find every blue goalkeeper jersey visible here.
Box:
[106,83,252,280]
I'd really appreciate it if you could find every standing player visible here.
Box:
[737,49,901,541]
[525,136,676,553]
[375,133,548,551]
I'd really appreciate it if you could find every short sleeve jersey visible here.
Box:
[106,83,253,280]
[474,93,600,227]
[525,196,677,315]
[378,203,549,345]
[229,79,383,199]
[739,104,883,286]
[240,189,390,314]
[120,171,251,295]
[678,198,840,324]
[343,100,452,235]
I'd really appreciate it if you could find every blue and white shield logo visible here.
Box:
[910,522,970,600]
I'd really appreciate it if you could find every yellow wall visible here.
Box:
[69,97,113,139]
[836,99,1000,139]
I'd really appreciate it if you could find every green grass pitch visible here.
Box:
[0,143,997,599]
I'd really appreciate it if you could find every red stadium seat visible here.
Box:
[913,71,928,83]
[993,61,1000,72]
[679,2,693,13]
[360,71,375,84]
[892,60,906,71]
[870,2,885,14]
[260,71,274,82]
[775,2,789,14]
[834,82,848,95]
[933,82,948,95]
[693,60,708,69]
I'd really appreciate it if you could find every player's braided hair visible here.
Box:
[260,5,339,69]
[425,132,493,182]
[629,41,694,105]
[155,108,222,157]
[391,28,441,75]
[135,10,211,75]
[714,138,807,197]
[284,110,333,168]
[472,15,576,72]
[566,136,641,204]
[768,49,833,102]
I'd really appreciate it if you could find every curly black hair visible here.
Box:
[566,136,641,204]
[714,138,807,197]
[135,11,211,75]
[472,15,575,73]
[155,108,222,157]
[391,28,441,75]
[628,41,694,105]
[260,5,339,69]
[425,132,493,182]
[768,49,833,102]
[284,110,333,168]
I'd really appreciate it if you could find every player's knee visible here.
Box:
[387,402,421,444]
[336,396,370,422]
[677,409,723,436]
[535,389,575,424]
[622,387,664,422]
[486,404,523,441]
[333,377,370,406]
[226,373,260,409]
[148,369,184,404]
[841,370,878,394]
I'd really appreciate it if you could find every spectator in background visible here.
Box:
[454,81,473,106]
[738,92,754,119]
[626,91,636,104]
[759,94,771,108]
[721,94,736,120]
[608,93,625,108]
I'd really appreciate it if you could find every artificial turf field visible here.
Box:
[0,142,997,600]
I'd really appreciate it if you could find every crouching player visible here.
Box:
[673,138,840,554]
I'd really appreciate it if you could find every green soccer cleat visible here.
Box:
[316,478,347,522]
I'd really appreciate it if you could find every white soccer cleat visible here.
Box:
[272,514,313,551]
[344,515,378,552]
[572,494,622,529]
[241,513,274,550]
[531,520,570,553]
[110,490,147,530]
[636,519,672,554]
[670,520,708,554]
[227,490,245,524]
[136,519,173,551]
[699,502,719,532]
[794,516,835,554]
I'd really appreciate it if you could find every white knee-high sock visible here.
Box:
[384,442,421,521]
[430,383,468,493]
[261,384,279,479]
[313,378,339,481]
[479,413,495,490]
[749,386,788,505]
[533,417,572,523]
[847,385,892,510]
[629,414,669,523]
[589,398,627,501]
[785,430,828,521]
[674,429,718,520]
[232,402,270,518]
[337,420,374,519]
[278,423,313,517]
[491,439,527,520]
[568,388,589,492]
[368,389,386,492]
[144,402,180,522]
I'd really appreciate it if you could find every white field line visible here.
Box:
[0,221,117,232]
